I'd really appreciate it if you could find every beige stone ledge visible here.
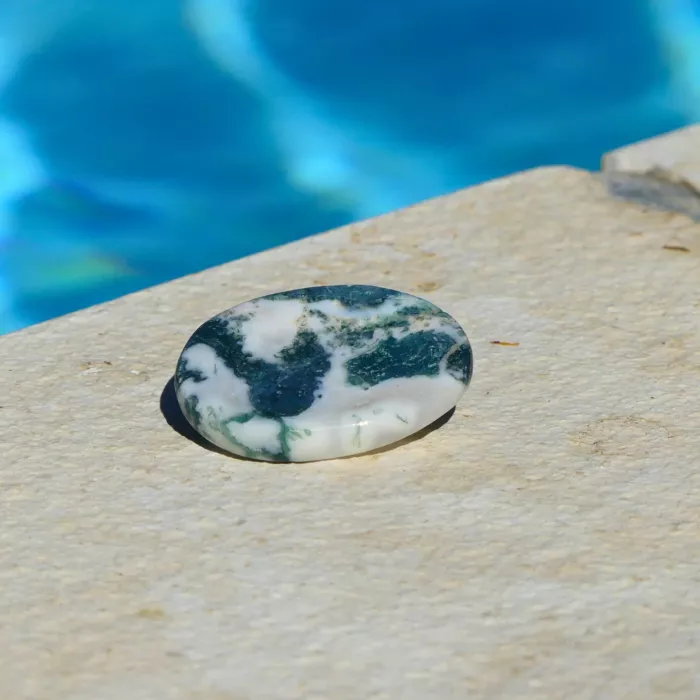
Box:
[2,126,700,699]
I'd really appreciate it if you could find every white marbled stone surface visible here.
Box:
[175,284,472,461]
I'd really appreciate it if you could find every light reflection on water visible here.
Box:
[0,0,697,333]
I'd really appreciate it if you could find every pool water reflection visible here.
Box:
[0,0,697,332]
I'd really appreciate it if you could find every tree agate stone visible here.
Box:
[174,284,473,462]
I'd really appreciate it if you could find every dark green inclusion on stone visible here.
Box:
[345,331,469,388]
[177,316,330,419]
[265,284,401,308]
[446,343,473,385]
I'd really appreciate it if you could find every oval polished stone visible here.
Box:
[174,284,473,462]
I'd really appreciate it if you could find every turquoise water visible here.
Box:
[0,0,699,333]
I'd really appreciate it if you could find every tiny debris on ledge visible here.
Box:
[662,244,692,253]
[490,340,520,346]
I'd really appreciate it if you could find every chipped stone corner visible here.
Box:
[600,124,700,221]
[599,167,700,222]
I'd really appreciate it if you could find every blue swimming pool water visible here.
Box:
[0,0,698,333]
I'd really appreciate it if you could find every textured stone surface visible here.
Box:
[2,131,700,698]
[175,284,472,462]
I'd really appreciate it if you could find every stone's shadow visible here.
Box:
[160,374,456,464]
[602,171,700,222]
